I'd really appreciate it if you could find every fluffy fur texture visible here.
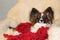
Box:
[48,25,60,40]
[48,19,60,40]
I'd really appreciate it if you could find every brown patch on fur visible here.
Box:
[29,8,41,25]
[30,7,54,25]
[43,7,54,24]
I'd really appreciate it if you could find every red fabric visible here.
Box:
[3,22,49,40]
[36,27,49,40]
[4,32,38,40]
[3,34,19,40]
[18,32,38,40]
[16,22,32,33]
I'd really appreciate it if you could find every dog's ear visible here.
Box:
[43,7,54,24]
[30,8,41,25]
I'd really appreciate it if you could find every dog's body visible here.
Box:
[30,7,60,40]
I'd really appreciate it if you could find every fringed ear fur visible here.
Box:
[43,7,54,24]
[30,8,41,25]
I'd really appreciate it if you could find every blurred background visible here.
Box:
[0,0,17,20]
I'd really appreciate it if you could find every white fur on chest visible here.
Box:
[31,23,47,33]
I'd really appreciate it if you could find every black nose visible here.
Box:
[39,16,44,23]
[40,20,43,22]
[39,19,44,23]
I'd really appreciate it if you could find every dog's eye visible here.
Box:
[8,26,13,29]
[8,26,15,29]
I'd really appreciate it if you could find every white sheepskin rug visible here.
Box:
[48,19,60,40]
[48,25,60,40]
[0,0,60,40]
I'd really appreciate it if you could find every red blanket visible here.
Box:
[3,22,49,40]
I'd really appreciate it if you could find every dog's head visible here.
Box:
[30,7,54,25]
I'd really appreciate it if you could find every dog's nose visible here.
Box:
[40,20,43,22]
[39,17,44,23]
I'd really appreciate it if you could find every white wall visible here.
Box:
[0,0,17,20]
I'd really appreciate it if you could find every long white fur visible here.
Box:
[48,19,60,40]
